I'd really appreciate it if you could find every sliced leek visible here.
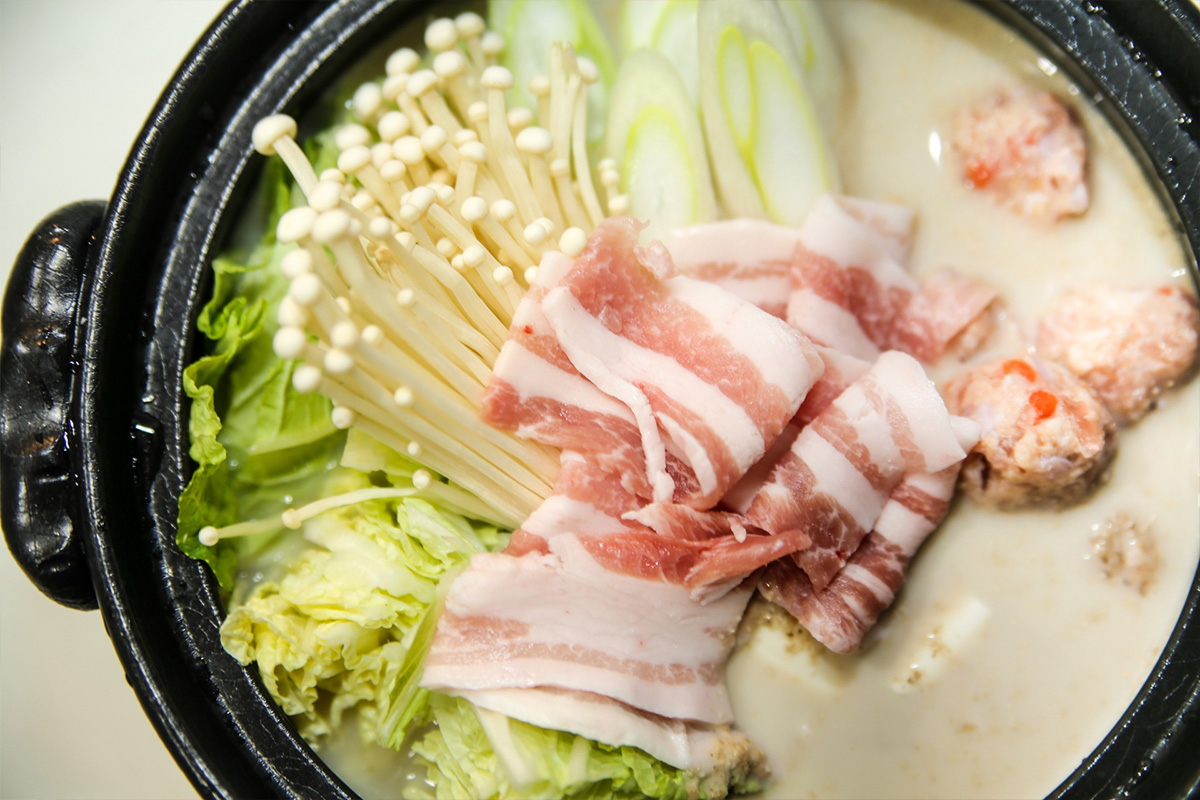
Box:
[617,0,701,105]
[777,0,845,131]
[698,0,839,225]
[604,49,717,242]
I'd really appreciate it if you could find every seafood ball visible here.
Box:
[951,86,1088,222]
[943,357,1116,508]
[1036,284,1199,424]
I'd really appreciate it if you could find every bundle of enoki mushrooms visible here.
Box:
[199,13,623,547]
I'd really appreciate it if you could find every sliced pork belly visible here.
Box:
[795,347,873,428]
[507,449,795,602]
[1035,284,1199,424]
[720,420,804,516]
[893,268,1000,362]
[786,194,913,360]
[721,348,871,515]
[745,351,973,592]
[504,451,645,557]
[544,217,824,507]
[421,533,755,724]
[833,195,916,264]
[576,512,810,603]
[759,441,967,653]
[459,686,767,776]
[429,453,773,757]
[787,194,996,363]
[662,218,802,318]
[481,253,658,501]
[499,216,823,507]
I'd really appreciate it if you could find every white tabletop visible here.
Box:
[1,3,226,798]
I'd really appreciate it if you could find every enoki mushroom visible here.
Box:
[201,12,623,543]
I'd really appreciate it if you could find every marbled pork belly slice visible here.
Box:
[481,252,698,502]
[504,451,645,556]
[826,194,916,265]
[577,504,812,602]
[658,210,990,362]
[662,218,803,318]
[758,463,960,653]
[480,250,627,444]
[794,347,873,428]
[745,351,971,592]
[542,216,824,507]
[786,194,917,360]
[721,348,872,515]
[504,453,788,601]
[459,686,767,777]
[892,268,1000,362]
[757,416,977,652]
[421,533,754,724]
[720,419,804,516]
[787,194,996,363]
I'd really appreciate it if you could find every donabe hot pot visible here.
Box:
[2,1,1198,798]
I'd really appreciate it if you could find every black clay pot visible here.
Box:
[2,1,1198,798]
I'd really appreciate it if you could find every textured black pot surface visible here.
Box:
[2,201,106,611]
[1,1,1197,799]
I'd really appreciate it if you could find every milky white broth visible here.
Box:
[309,1,1200,797]
[725,1,1199,798]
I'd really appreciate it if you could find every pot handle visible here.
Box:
[1,201,107,610]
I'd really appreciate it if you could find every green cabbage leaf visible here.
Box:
[177,136,343,590]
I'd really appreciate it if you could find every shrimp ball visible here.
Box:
[1036,284,1199,424]
[943,357,1116,509]
[951,86,1088,222]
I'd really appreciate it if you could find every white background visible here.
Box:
[1,2,225,797]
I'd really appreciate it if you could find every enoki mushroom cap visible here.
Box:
[277,207,317,243]
[352,82,385,120]
[337,145,374,175]
[515,126,554,155]
[407,69,440,98]
[386,47,420,77]
[252,114,298,156]
[481,65,515,91]
[454,11,485,38]
[424,18,459,52]
[433,50,467,79]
